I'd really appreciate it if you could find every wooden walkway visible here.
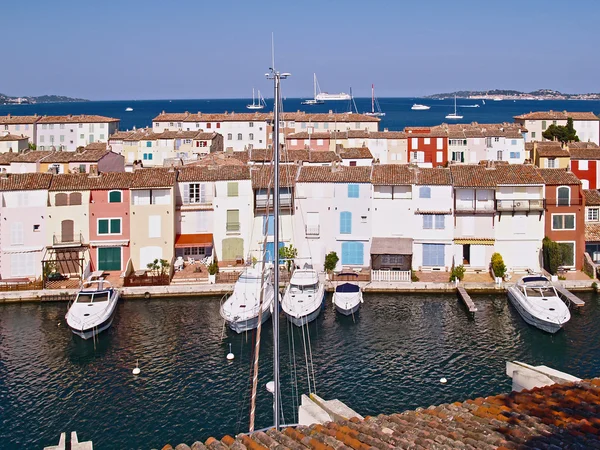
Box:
[457,286,478,316]
[552,283,586,308]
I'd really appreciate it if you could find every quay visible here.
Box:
[553,282,586,308]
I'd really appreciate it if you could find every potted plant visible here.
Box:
[324,251,339,280]
[449,265,465,284]
[491,253,506,284]
[207,256,219,284]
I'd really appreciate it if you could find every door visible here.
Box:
[264,241,284,264]
[98,247,122,271]
[61,220,74,243]
[222,238,243,261]
[462,244,471,265]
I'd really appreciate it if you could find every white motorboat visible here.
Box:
[332,273,363,316]
[65,279,119,339]
[364,84,385,117]
[461,104,480,108]
[125,107,133,112]
[507,275,571,333]
[281,268,325,326]
[445,95,463,119]
[247,88,266,110]
[220,267,275,333]
[411,104,430,110]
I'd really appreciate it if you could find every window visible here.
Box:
[557,186,570,206]
[216,123,220,129]
[206,123,211,128]
[55,193,68,206]
[177,122,182,128]
[552,120,557,126]
[227,133,232,140]
[42,124,47,130]
[552,214,575,230]
[509,152,520,159]
[226,210,240,232]
[435,215,445,229]
[423,215,445,229]
[184,183,206,204]
[494,137,500,143]
[579,160,589,170]
[263,214,274,236]
[419,186,431,198]
[249,133,254,141]
[546,158,556,168]
[249,122,254,127]
[146,141,152,147]
[588,208,599,222]
[437,138,444,149]
[341,241,364,265]
[531,132,536,139]
[80,134,84,140]
[511,140,517,145]
[98,218,121,235]
[349,161,357,166]
[422,243,445,266]
[109,191,122,203]
[10,222,24,245]
[169,122,174,127]
[227,182,239,197]
[40,135,45,143]
[69,192,82,205]
[542,120,547,130]
[33,224,40,232]
[340,211,352,234]
[143,153,153,160]
[424,138,430,145]
[348,184,359,198]
[423,215,433,229]
[148,215,161,237]
[323,122,328,129]
[237,133,242,140]
[436,151,443,163]
[411,137,418,148]
[100,134,105,140]
[60,135,65,142]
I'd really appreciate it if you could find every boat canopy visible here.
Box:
[335,283,360,293]
[521,276,549,284]
[290,269,319,286]
[337,272,359,278]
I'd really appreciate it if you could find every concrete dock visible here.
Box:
[457,286,478,316]
[553,282,586,308]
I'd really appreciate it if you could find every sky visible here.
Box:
[2,0,599,100]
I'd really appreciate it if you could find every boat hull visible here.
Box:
[227,307,272,334]
[68,301,118,340]
[507,287,564,334]
[334,301,361,316]
[284,291,324,327]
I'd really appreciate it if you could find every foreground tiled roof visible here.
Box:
[493,164,545,185]
[536,168,581,185]
[0,114,40,124]
[569,147,600,160]
[37,114,119,123]
[187,152,247,167]
[339,147,373,160]
[130,167,177,188]
[297,165,372,183]
[450,165,497,188]
[537,147,570,158]
[10,150,55,163]
[585,223,600,241]
[154,111,381,124]
[178,165,250,182]
[0,173,52,191]
[164,378,600,450]
[42,149,114,163]
[251,165,298,188]
[371,164,415,185]
[49,172,134,191]
[0,133,28,141]
[584,189,600,206]
[515,110,599,121]
[416,167,452,185]
[84,142,108,151]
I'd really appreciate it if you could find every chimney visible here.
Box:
[88,164,99,177]
[0,169,8,179]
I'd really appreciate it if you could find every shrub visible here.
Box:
[490,253,506,278]
[449,265,466,282]
[208,255,219,275]
[411,270,419,282]
[592,281,598,292]
[543,236,562,275]
[324,251,339,273]
[279,244,298,272]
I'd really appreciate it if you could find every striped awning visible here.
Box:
[454,238,495,245]
[414,209,453,215]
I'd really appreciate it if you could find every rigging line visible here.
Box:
[300,315,312,394]
[287,315,300,424]
[286,319,297,423]
[304,314,317,396]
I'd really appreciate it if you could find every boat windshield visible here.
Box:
[239,274,261,283]
[524,286,556,298]
[290,283,318,294]
[76,291,109,303]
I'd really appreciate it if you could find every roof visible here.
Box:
[0,173,52,191]
[42,149,114,164]
[130,168,177,189]
[178,165,250,182]
[10,150,55,163]
[416,167,452,185]
[371,164,415,185]
[84,142,108,151]
[37,114,119,124]
[536,168,581,185]
[450,165,497,188]
[186,152,247,167]
[49,172,133,191]
[0,114,40,124]
[584,189,600,206]
[492,164,545,185]
[514,110,600,121]
[251,165,298,189]
[165,377,600,450]
[297,165,372,183]
[569,147,600,160]
[371,237,413,255]
[154,111,381,123]
[286,131,331,140]
[586,223,600,241]
[339,147,373,160]
[537,146,570,158]
[0,133,28,141]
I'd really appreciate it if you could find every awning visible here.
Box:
[2,246,43,254]
[454,238,495,245]
[89,239,130,247]
[414,209,453,215]
[370,237,413,255]
[175,233,213,248]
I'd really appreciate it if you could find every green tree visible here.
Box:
[324,251,339,273]
[490,253,506,278]
[146,258,170,277]
[279,244,298,273]
[542,237,562,275]
[542,117,579,143]
[28,142,37,151]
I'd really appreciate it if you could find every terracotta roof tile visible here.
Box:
[49,172,134,191]
[569,147,600,160]
[251,165,298,189]
[0,173,52,191]
[10,150,55,163]
[178,165,250,182]
[130,167,177,189]
[0,134,29,141]
[339,147,373,160]
[371,164,415,185]
[536,168,581,185]
[416,167,452,185]
[514,110,600,121]
[297,165,372,183]
[84,142,108,151]
[187,152,248,167]
[0,114,41,124]
[450,165,497,187]
[42,149,115,163]
[584,189,600,206]
[537,147,570,158]
[586,223,600,241]
[154,111,381,124]
[286,132,331,140]
[37,114,119,124]
[493,164,545,185]
[0,153,21,164]
[308,151,340,164]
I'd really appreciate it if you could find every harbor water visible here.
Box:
[1,293,600,449]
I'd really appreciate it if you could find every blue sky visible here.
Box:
[2,0,598,100]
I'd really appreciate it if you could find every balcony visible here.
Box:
[226,222,240,233]
[52,233,85,247]
[455,201,495,214]
[545,198,583,207]
[495,199,545,213]
[305,225,320,236]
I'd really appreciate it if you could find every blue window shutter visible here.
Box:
[419,186,431,198]
[355,242,364,265]
[348,184,359,198]
[341,242,350,264]
[423,215,432,229]
[435,215,445,229]
[340,212,351,234]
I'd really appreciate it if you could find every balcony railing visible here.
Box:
[545,198,583,207]
[495,199,545,212]
[455,201,496,214]
[52,233,84,246]
[305,225,320,236]
[226,222,240,232]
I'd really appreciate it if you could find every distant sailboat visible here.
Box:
[364,84,385,117]
[301,73,325,105]
[482,99,486,105]
[247,89,266,110]
[346,88,359,114]
[445,95,463,120]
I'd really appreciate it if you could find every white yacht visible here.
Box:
[445,95,463,119]
[507,275,571,334]
[332,273,363,316]
[411,104,430,110]
[281,268,325,326]
[65,279,119,339]
[125,107,133,112]
[220,267,275,333]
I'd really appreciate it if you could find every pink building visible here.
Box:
[88,171,133,272]
[286,132,331,151]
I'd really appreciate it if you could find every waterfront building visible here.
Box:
[330,130,409,164]
[514,111,600,144]
[285,131,331,151]
[5,151,54,174]
[277,111,380,136]
[0,134,29,153]
[36,115,120,151]
[537,168,585,270]
[568,142,600,189]
[39,148,125,174]
[338,147,373,166]
[293,165,372,271]
[529,141,571,168]
[583,189,600,263]
[129,168,177,270]
[0,173,52,279]
[405,126,448,167]
[0,114,39,143]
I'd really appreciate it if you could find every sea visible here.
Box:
[1,293,599,449]
[2,98,600,132]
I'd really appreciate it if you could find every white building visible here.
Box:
[0,134,29,153]
[0,115,39,143]
[514,111,600,144]
[36,115,120,151]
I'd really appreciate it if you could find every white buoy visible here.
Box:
[440,377,447,384]
[226,343,234,361]
[132,359,141,375]
[266,381,275,393]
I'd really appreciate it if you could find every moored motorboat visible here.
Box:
[411,104,430,110]
[333,272,363,316]
[65,279,119,339]
[220,267,275,333]
[507,275,571,333]
[281,267,325,326]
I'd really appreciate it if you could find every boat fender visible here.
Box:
[144,292,151,299]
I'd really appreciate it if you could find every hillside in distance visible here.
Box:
[0,93,88,104]
[425,89,600,100]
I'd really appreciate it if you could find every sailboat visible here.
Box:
[311,73,351,101]
[445,95,463,120]
[345,87,359,114]
[247,88,266,110]
[364,84,385,117]
[301,73,325,105]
